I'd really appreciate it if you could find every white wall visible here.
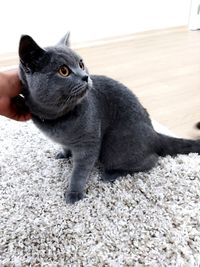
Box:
[0,0,191,53]
[189,0,200,29]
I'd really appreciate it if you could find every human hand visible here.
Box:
[0,70,31,121]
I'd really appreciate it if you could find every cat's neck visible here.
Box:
[32,104,80,123]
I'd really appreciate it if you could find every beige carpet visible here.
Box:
[0,117,200,266]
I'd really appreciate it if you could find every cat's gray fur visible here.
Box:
[19,34,200,204]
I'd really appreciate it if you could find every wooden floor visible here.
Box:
[1,26,200,138]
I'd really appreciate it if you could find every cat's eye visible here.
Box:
[58,66,70,77]
[79,60,84,70]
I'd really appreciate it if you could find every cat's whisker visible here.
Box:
[71,85,87,95]
[71,85,83,94]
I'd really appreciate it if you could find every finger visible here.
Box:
[6,70,22,97]
[0,97,12,116]
[16,113,32,122]
[0,96,31,122]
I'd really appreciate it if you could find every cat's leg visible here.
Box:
[56,148,72,159]
[65,146,99,204]
[102,170,128,182]
[102,154,158,182]
[130,154,158,172]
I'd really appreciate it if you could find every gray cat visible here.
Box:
[18,34,200,204]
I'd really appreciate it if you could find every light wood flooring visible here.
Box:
[1,26,200,138]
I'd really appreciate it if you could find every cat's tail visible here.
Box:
[156,133,200,156]
[195,122,200,130]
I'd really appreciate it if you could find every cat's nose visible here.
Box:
[82,75,88,82]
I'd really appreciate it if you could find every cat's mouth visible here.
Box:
[72,87,88,98]
[57,78,93,114]
[59,84,90,113]
[71,80,92,100]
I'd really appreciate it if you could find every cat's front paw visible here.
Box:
[64,191,84,204]
[101,170,126,183]
[55,150,72,159]
[101,171,119,183]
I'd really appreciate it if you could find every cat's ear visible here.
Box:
[19,35,46,65]
[57,32,70,47]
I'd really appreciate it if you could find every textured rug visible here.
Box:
[0,116,200,267]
